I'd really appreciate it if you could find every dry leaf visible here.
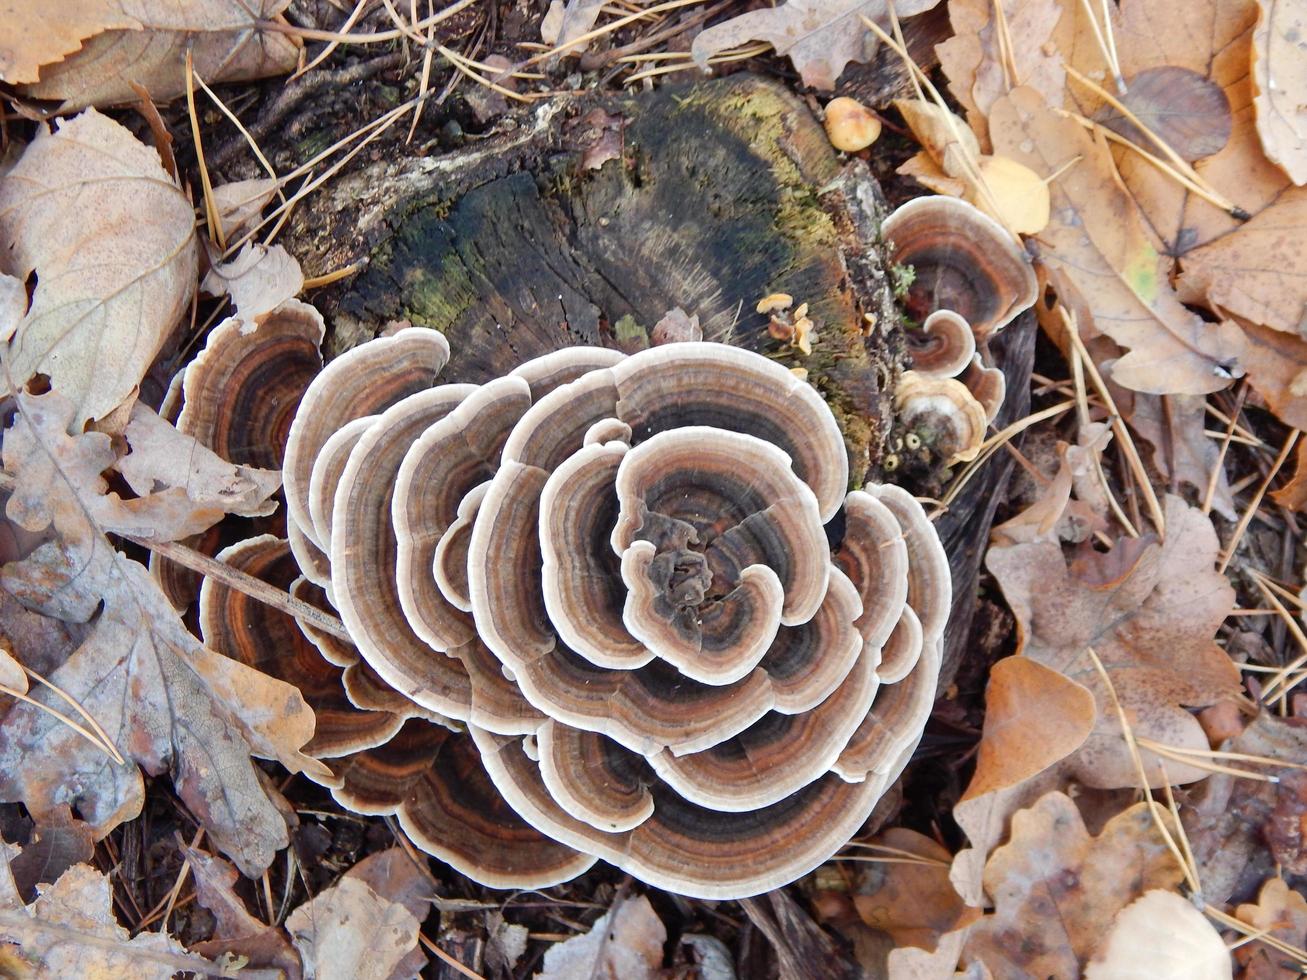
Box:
[992,421,1112,545]
[12,0,299,110]
[690,0,942,90]
[985,495,1240,789]
[0,647,26,693]
[5,393,277,544]
[1124,391,1238,520]
[0,109,197,426]
[960,656,1096,801]
[0,272,24,345]
[1239,319,1307,428]
[0,392,328,875]
[537,894,666,980]
[1096,66,1233,162]
[1252,0,1307,184]
[964,792,1185,978]
[0,863,195,978]
[200,242,305,323]
[1271,439,1307,510]
[936,0,1065,150]
[211,177,280,240]
[552,0,606,54]
[185,846,303,979]
[852,829,978,952]
[989,86,1246,395]
[1235,877,1307,978]
[287,878,422,980]
[1085,889,1232,979]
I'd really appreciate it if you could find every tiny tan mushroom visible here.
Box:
[824,97,882,152]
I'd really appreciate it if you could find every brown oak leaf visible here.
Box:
[985,495,1240,790]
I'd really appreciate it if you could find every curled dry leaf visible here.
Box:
[0,109,197,427]
[1235,877,1307,978]
[13,0,300,111]
[985,495,1240,790]
[5,393,277,544]
[1252,0,1307,185]
[991,421,1112,546]
[1085,889,1231,980]
[537,894,667,980]
[690,0,943,91]
[963,792,1185,978]
[210,177,280,240]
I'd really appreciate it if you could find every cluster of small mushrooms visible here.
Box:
[886,196,1037,467]
[173,193,1038,899]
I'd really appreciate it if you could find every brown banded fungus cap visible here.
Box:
[287,335,950,899]
[884,195,1038,459]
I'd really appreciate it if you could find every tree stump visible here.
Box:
[287,73,1033,687]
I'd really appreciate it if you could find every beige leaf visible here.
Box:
[200,242,304,323]
[965,792,1185,978]
[1253,0,1307,184]
[989,87,1246,395]
[5,392,276,544]
[936,0,1065,150]
[537,894,667,980]
[0,271,24,344]
[0,109,197,426]
[8,0,299,109]
[210,177,279,240]
[690,0,943,91]
[1235,877,1307,975]
[1086,889,1231,980]
[0,864,189,978]
[287,877,421,980]
[0,646,26,694]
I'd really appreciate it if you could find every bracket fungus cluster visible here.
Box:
[272,329,948,899]
[885,196,1037,465]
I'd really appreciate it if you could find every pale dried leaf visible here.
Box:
[5,393,275,544]
[541,1,565,44]
[119,402,281,518]
[1252,0,1307,184]
[965,793,1185,977]
[211,177,279,239]
[556,0,606,52]
[993,422,1112,545]
[690,0,942,90]
[0,647,26,693]
[887,926,972,980]
[985,495,1239,789]
[0,109,197,425]
[1124,391,1237,520]
[13,1,299,110]
[1239,319,1307,428]
[200,243,304,324]
[0,864,187,979]
[287,877,421,980]
[1085,889,1231,979]
[537,894,666,980]
[0,272,24,345]
[989,86,1246,394]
